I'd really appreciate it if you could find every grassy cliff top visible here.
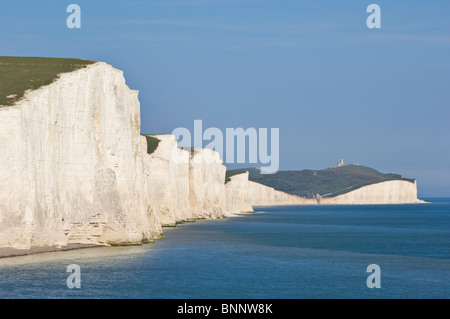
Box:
[227,164,415,198]
[0,56,94,107]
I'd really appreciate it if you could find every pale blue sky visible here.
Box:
[0,0,449,196]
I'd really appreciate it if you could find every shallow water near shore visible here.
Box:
[0,198,449,299]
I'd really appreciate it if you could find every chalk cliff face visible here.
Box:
[143,136,229,226]
[319,180,424,205]
[225,172,314,209]
[0,62,161,249]
[189,148,229,219]
[142,135,191,226]
[225,172,254,214]
[226,173,423,208]
[247,181,316,206]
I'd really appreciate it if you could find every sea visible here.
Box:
[0,198,449,299]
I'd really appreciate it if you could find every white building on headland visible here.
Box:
[329,159,359,169]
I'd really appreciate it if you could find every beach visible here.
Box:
[0,244,102,259]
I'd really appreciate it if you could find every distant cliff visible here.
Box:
[319,180,423,205]
[225,171,424,208]
[226,172,315,209]
[238,165,417,198]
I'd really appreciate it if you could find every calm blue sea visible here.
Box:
[0,198,449,299]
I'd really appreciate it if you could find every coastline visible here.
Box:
[0,214,240,260]
[0,200,430,260]
[1,202,448,298]
[0,244,104,259]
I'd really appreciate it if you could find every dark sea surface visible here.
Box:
[0,198,449,299]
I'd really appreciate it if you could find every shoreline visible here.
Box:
[0,200,433,260]
[0,213,247,261]
[0,244,104,259]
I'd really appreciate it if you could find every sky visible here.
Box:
[0,0,449,197]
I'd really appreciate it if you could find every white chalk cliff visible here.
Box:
[0,62,163,249]
[224,172,424,208]
[319,180,424,205]
[225,172,254,214]
[0,61,424,250]
[143,135,230,226]
[0,62,231,249]
[247,181,316,206]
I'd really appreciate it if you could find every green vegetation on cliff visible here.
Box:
[142,134,161,155]
[0,56,94,107]
[227,164,415,198]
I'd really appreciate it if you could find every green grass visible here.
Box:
[227,165,415,198]
[141,134,161,155]
[0,56,94,107]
